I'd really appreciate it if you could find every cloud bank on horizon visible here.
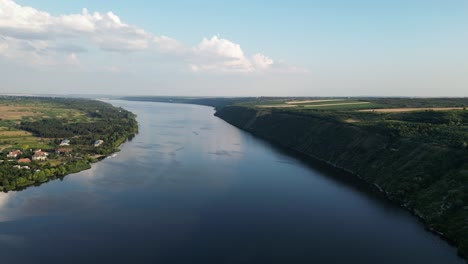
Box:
[0,0,297,74]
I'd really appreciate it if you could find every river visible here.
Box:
[0,100,463,263]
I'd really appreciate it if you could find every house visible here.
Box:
[94,140,104,147]
[17,158,31,163]
[32,150,49,161]
[12,165,29,170]
[59,139,70,146]
[7,150,22,158]
[56,148,72,154]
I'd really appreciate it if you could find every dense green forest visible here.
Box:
[0,97,138,191]
[19,99,138,152]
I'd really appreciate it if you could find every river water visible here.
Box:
[0,100,463,263]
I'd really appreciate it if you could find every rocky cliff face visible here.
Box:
[215,106,468,259]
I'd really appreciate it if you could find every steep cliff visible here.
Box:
[215,105,468,259]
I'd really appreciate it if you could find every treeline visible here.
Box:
[20,116,137,154]
[0,159,91,191]
[364,97,468,108]
[386,110,468,125]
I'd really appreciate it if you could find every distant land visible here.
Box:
[122,96,468,259]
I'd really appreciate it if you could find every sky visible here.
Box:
[0,0,467,97]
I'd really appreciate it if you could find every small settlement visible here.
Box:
[2,138,105,172]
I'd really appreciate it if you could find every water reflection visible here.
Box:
[0,192,15,222]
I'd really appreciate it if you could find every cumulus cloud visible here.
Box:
[252,53,274,70]
[0,0,302,73]
[192,36,253,72]
[0,0,151,52]
[188,36,282,73]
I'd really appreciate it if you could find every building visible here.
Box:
[59,139,70,146]
[7,150,22,158]
[56,148,72,154]
[32,150,49,161]
[13,165,30,170]
[94,140,104,147]
[17,158,31,163]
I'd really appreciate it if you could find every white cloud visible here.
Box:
[154,35,186,54]
[252,53,274,70]
[196,36,246,60]
[0,0,52,39]
[0,0,302,74]
[192,36,253,72]
[0,0,151,53]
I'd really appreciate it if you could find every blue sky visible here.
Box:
[2,0,468,96]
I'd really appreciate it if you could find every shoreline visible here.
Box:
[0,137,135,193]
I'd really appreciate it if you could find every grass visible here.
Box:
[0,103,86,122]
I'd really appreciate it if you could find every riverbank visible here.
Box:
[214,105,468,260]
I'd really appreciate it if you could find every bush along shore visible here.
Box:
[214,105,468,260]
[0,97,138,192]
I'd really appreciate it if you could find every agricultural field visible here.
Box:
[0,98,89,150]
[238,97,468,113]
[253,99,371,109]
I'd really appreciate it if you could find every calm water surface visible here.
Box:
[0,100,464,263]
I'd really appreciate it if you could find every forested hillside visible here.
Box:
[215,104,468,259]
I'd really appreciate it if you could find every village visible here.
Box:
[1,138,105,173]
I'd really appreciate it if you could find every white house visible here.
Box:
[60,139,70,146]
[94,140,104,147]
[32,150,49,161]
